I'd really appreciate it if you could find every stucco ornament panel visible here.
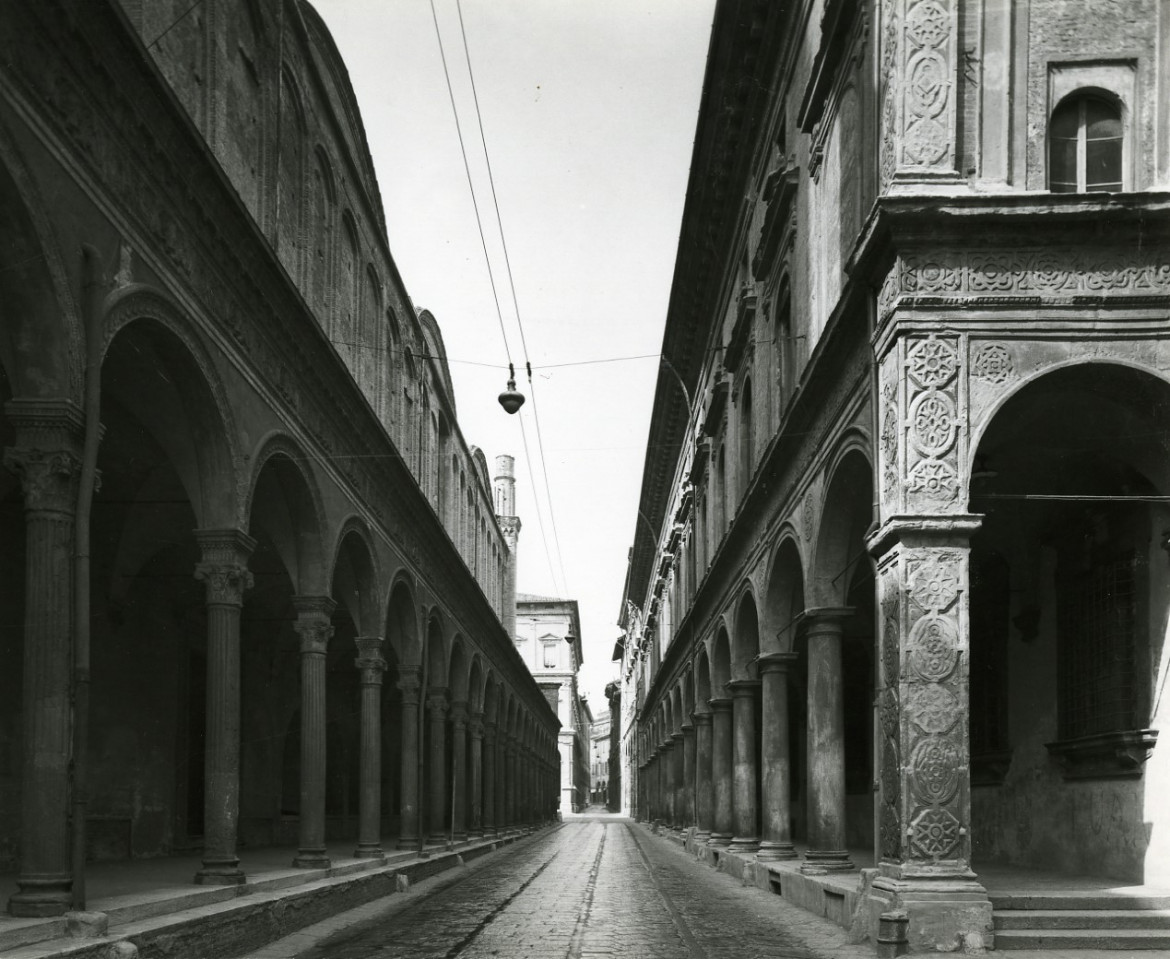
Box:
[910,735,961,804]
[908,683,958,733]
[910,806,961,859]
[971,343,1014,384]
[907,614,959,682]
[888,246,1170,310]
[907,338,958,389]
[908,554,960,612]
[898,0,956,174]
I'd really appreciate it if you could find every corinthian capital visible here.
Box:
[194,528,256,606]
[3,446,82,514]
[293,595,336,654]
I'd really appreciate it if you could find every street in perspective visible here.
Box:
[1,0,1169,958]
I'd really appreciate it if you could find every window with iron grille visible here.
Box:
[1057,549,1137,740]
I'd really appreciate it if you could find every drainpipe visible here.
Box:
[72,245,105,909]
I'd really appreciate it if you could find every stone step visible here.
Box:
[995,909,1170,930]
[991,892,1170,911]
[995,928,1170,950]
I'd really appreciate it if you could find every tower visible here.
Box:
[493,455,521,639]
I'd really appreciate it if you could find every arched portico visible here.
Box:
[967,362,1170,884]
[758,536,805,860]
[806,449,873,873]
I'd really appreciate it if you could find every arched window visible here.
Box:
[739,377,753,493]
[1049,94,1123,193]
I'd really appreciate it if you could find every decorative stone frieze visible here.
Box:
[879,245,1170,321]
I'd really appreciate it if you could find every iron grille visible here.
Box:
[1058,550,1137,740]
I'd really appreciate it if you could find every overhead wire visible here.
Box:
[428,0,515,369]
[454,0,570,597]
[429,0,562,594]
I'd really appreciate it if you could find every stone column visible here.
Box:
[4,400,83,916]
[802,608,853,873]
[866,516,991,951]
[758,653,798,860]
[469,713,485,837]
[292,596,335,869]
[482,722,497,834]
[728,680,761,854]
[426,689,448,843]
[354,636,386,859]
[507,737,519,827]
[681,722,696,829]
[709,698,733,845]
[395,666,422,850]
[693,713,714,842]
[193,528,256,885]
[449,700,469,840]
[671,732,685,828]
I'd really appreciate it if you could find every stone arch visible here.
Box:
[483,673,500,724]
[276,65,307,279]
[329,517,379,636]
[245,432,328,595]
[336,210,360,353]
[468,656,484,713]
[0,116,82,400]
[680,665,695,720]
[308,145,335,318]
[694,646,712,713]
[423,610,447,686]
[966,359,1170,879]
[448,636,470,702]
[763,532,806,655]
[710,627,732,698]
[969,356,1170,470]
[731,583,761,680]
[103,287,243,528]
[810,443,873,607]
[384,572,419,665]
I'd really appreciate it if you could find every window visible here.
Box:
[542,641,559,669]
[1049,94,1123,193]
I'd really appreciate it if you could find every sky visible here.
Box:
[313,0,715,709]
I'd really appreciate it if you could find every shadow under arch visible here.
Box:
[966,361,1170,883]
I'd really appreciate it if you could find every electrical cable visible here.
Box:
[428,0,514,368]
[147,0,205,49]
[455,0,570,596]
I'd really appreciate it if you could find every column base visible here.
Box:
[864,872,993,953]
[801,849,854,873]
[292,851,331,869]
[469,829,485,839]
[194,861,246,886]
[691,829,712,845]
[756,840,798,861]
[8,878,73,918]
[395,836,421,851]
[728,836,761,854]
[353,844,384,860]
[707,832,732,847]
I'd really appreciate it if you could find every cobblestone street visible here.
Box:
[274,819,870,959]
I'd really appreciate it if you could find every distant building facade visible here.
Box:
[0,0,560,919]
[618,0,1170,953]
[513,594,590,813]
[590,714,611,804]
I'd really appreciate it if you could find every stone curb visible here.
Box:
[4,828,549,959]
